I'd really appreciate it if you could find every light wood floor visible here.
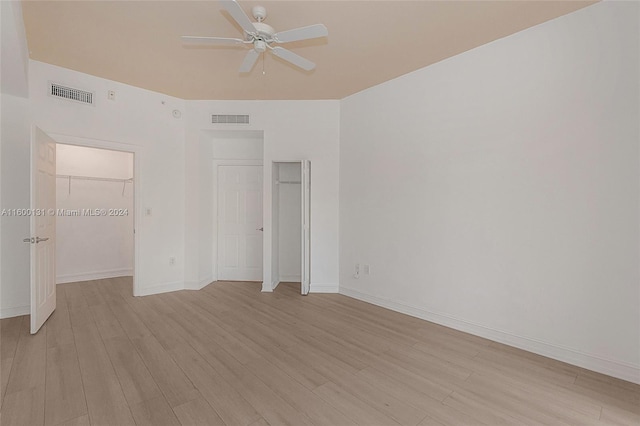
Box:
[1,278,638,426]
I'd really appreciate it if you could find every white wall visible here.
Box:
[277,163,302,282]
[29,60,186,296]
[56,145,134,283]
[0,1,29,97]
[0,0,30,318]
[339,2,639,383]
[57,144,133,179]
[185,100,340,293]
[0,94,31,318]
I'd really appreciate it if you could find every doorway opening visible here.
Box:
[55,144,135,292]
[271,160,310,295]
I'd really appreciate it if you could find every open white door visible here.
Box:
[301,160,310,295]
[28,126,56,334]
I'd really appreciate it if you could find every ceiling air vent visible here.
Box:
[212,114,250,124]
[49,82,94,105]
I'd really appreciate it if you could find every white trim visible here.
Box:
[47,132,140,297]
[272,280,281,290]
[136,281,183,297]
[0,305,30,319]
[56,269,133,284]
[185,275,214,291]
[261,280,276,292]
[279,274,301,283]
[339,287,640,385]
[310,283,339,293]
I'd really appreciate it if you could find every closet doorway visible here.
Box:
[55,144,135,290]
[272,161,310,295]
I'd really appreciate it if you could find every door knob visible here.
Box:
[257,227,264,232]
[23,237,35,243]
[35,237,49,243]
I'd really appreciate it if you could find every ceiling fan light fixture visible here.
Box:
[254,40,267,53]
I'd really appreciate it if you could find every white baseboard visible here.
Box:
[279,275,301,283]
[310,283,339,293]
[339,287,640,385]
[57,268,133,284]
[0,305,30,319]
[136,281,183,297]
[185,276,214,291]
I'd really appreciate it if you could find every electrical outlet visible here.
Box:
[107,90,116,101]
[169,257,176,266]
[364,264,370,275]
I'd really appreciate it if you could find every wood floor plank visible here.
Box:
[102,335,163,406]
[196,344,315,426]
[55,414,90,426]
[72,322,135,425]
[356,366,450,413]
[129,395,181,426]
[463,372,603,424]
[168,343,261,426]
[46,287,75,349]
[247,418,270,426]
[600,404,640,426]
[130,335,201,408]
[44,343,87,426]
[172,397,225,426]
[442,391,524,425]
[65,284,135,426]
[0,316,23,409]
[313,381,401,426]
[5,320,47,395]
[0,386,45,426]
[245,357,357,426]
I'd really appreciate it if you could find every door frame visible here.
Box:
[212,159,263,283]
[47,132,141,296]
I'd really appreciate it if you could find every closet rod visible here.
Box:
[56,174,133,183]
[276,180,301,185]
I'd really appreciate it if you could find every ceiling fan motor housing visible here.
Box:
[251,22,275,40]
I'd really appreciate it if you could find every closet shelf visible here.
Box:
[56,174,133,183]
[57,174,133,196]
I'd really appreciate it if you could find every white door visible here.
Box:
[29,127,56,334]
[218,165,263,281]
[301,160,311,295]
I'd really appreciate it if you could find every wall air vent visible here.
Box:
[212,114,250,124]
[49,82,94,105]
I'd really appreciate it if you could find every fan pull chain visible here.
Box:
[262,52,266,75]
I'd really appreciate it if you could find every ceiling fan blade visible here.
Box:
[220,0,256,35]
[239,49,260,73]
[274,24,328,43]
[181,36,245,46]
[271,47,315,71]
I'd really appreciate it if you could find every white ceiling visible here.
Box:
[21,1,596,100]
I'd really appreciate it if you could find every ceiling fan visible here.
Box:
[181,0,328,73]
